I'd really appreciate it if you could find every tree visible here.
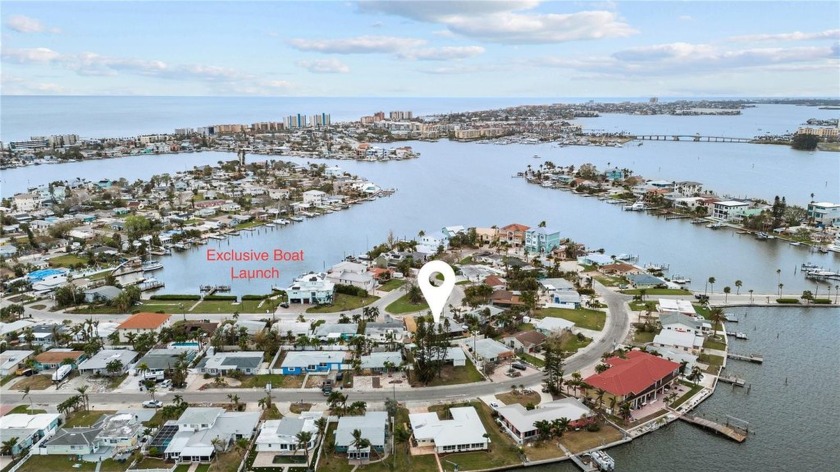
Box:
[723,286,731,303]
[1,437,18,458]
[407,283,423,305]
[350,428,366,459]
[227,393,241,411]
[707,277,716,295]
[22,387,34,414]
[801,290,814,304]
[778,283,784,297]
[295,431,313,465]
[791,133,819,151]
[734,280,743,295]
[76,385,90,412]
[534,420,553,441]
[552,417,571,438]
[106,359,124,376]
[542,344,564,395]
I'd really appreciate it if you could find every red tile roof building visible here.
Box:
[116,312,171,342]
[499,224,530,247]
[584,350,680,409]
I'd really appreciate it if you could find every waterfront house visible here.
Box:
[626,273,665,289]
[651,329,703,353]
[280,351,346,375]
[473,338,514,363]
[499,223,530,247]
[77,349,138,376]
[84,285,122,304]
[524,227,562,254]
[334,412,388,459]
[33,349,85,370]
[807,201,840,227]
[256,411,322,453]
[302,190,327,206]
[532,317,575,334]
[0,413,62,456]
[287,272,335,305]
[599,263,641,276]
[584,351,681,410]
[326,270,376,293]
[159,407,260,463]
[116,312,171,343]
[712,200,750,221]
[408,406,489,454]
[497,398,594,444]
[645,346,697,373]
[503,331,546,353]
[577,253,613,266]
[41,426,101,456]
[657,299,697,316]
[196,351,263,376]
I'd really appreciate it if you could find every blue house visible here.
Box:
[626,273,666,289]
[524,227,562,254]
[604,168,625,181]
[279,351,346,375]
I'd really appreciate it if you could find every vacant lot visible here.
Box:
[495,391,541,407]
[411,358,484,387]
[306,293,379,313]
[13,375,54,391]
[385,293,429,314]
[535,308,606,331]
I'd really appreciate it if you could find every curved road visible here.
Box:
[21,283,632,406]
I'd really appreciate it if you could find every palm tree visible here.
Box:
[723,286,731,303]
[295,431,313,465]
[173,395,185,407]
[534,420,553,441]
[748,289,754,303]
[707,276,716,295]
[778,283,784,297]
[734,280,743,295]
[350,428,366,461]
[776,269,782,285]
[22,387,34,414]
[595,388,606,410]
[709,307,724,333]
[76,385,90,412]
[1,437,18,458]
[227,393,241,411]
[147,386,157,402]
[553,417,571,437]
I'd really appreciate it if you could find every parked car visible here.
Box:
[489,402,500,410]
[280,302,290,308]
[142,400,163,408]
[511,363,527,371]
[322,386,333,396]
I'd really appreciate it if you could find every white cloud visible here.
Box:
[296,58,350,73]
[5,15,60,34]
[288,35,425,54]
[678,15,692,21]
[399,46,485,61]
[2,47,61,63]
[359,1,636,44]
[729,29,840,42]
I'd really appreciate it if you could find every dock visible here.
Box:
[717,375,745,387]
[727,353,764,363]
[138,279,164,291]
[679,414,748,443]
[200,285,231,295]
[558,443,600,472]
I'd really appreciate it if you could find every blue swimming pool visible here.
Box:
[169,341,200,349]
[27,268,67,281]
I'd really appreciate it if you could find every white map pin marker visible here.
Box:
[418,260,456,323]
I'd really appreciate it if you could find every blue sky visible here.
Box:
[1,1,838,96]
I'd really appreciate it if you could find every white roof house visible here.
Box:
[409,407,489,453]
[497,398,593,444]
[163,408,260,462]
[360,351,402,371]
[335,412,388,457]
[256,411,323,453]
[657,299,697,316]
[444,347,466,367]
[533,317,575,334]
[652,329,703,353]
[196,351,264,375]
[78,349,138,375]
[0,350,34,376]
[272,321,312,338]
[473,338,513,362]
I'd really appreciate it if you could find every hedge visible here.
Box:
[150,294,201,300]
[335,284,368,297]
[242,294,270,300]
[776,298,800,304]
[203,295,237,301]
[811,299,832,304]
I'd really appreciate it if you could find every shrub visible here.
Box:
[335,284,368,297]
[812,298,831,304]
[587,422,601,432]
[776,298,800,304]
[204,295,237,301]
[577,288,595,296]
[150,294,201,301]
[242,294,270,300]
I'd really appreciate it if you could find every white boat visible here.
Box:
[828,235,840,253]
[590,450,615,471]
[801,262,821,270]
[671,275,691,284]
[290,216,304,222]
[623,202,647,211]
[706,222,724,229]
[142,260,163,272]
[789,241,801,246]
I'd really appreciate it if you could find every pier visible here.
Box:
[634,134,753,143]
[200,285,231,295]
[727,353,764,363]
[679,414,748,443]
[718,375,746,387]
[138,279,164,291]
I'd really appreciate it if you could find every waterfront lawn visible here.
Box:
[13,375,53,391]
[620,288,691,296]
[385,293,429,314]
[8,405,47,415]
[134,457,170,470]
[518,352,545,368]
[48,254,88,268]
[698,353,724,367]
[306,293,379,313]
[703,336,727,351]
[522,440,567,461]
[191,299,268,314]
[378,279,405,292]
[559,424,624,454]
[632,324,659,344]
[535,307,605,331]
[16,455,96,472]
[65,410,113,427]
[594,275,625,287]
[495,391,541,407]
[628,300,657,312]
[671,382,703,409]
[411,357,483,387]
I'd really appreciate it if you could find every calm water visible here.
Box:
[523,306,840,472]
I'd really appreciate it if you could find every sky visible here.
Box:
[1,1,839,97]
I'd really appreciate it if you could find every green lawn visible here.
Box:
[435,402,522,470]
[385,293,429,314]
[15,455,96,472]
[378,279,405,292]
[65,410,113,427]
[195,465,211,472]
[518,352,545,368]
[535,307,606,331]
[7,405,46,414]
[594,275,626,287]
[620,288,691,295]
[174,465,192,472]
[628,300,658,312]
[632,323,660,344]
[237,374,303,389]
[48,254,88,268]
[191,299,269,314]
[671,382,704,409]
[414,357,484,387]
[305,293,379,313]
[698,353,724,370]
[703,337,727,351]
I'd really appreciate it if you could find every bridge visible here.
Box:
[634,134,753,143]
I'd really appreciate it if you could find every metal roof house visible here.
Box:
[497,398,594,444]
[334,412,388,460]
[280,351,346,375]
[195,351,263,376]
[159,407,260,463]
[408,407,489,453]
[256,411,323,453]
[77,349,138,376]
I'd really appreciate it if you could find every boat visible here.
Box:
[691,218,706,224]
[290,216,304,222]
[828,234,840,253]
[645,262,669,271]
[671,275,691,284]
[590,450,615,471]
[615,253,637,261]
[723,313,738,322]
[789,241,801,246]
[141,260,163,272]
[623,201,647,211]
[801,262,821,270]
[755,232,769,240]
[532,154,542,159]
[706,222,723,229]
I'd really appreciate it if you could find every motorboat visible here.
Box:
[141,260,163,272]
[590,450,615,471]
[623,201,647,211]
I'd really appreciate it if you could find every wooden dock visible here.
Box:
[727,353,764,363]
[718,375,745,387]
[679,414,747,443]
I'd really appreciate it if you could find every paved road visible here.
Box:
[21,283,632,407]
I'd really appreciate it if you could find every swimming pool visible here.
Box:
[27,268,68,281]
[169,342,200,350]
